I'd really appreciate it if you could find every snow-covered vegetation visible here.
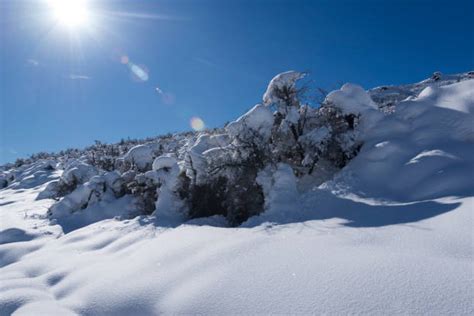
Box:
[2,70,378,227]
[1,71,473,315]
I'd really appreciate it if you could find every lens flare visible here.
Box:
[120,55,129,64]
[190,117,205,131]
[128,63,149,82]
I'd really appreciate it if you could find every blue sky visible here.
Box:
[1,0,473,164]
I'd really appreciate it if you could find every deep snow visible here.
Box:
[1,72,473,315]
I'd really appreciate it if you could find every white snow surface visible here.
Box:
[226,104,274,140]
[1,75,473,315]
[152,154,177,171]
[417,79,474,113]
[326,83,378,114]
[262,70,305,107]
[123,144,156,171]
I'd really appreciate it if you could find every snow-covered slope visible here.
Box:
[1,72,473,315]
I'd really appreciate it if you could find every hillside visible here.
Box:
[1,71,473,315]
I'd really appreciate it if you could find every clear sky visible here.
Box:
[1,0,473,164]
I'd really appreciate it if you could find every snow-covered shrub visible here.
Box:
[48,175,107,218]
[175,72,372,225]
[11,69,443,228]
[263,71,306,112]
[262,71,310,170]
[227,104,274,143]
[124,172,158,214]
[0,172,14,189]
[122,144,162,172]
[151,155,187,223]
[39,162,98,200]
[103,171,125,197]
[62,162,98,187]
[152,154,177,172]
[176,107,274,225]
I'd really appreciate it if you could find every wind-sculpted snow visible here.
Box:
[262,70,305,110]
[320,79,474,203]
[417,79,474,114]
[368,70,474,112]
[0,71,473,315]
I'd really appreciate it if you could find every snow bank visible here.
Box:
[417,79,474,113]
[325,80,474,202]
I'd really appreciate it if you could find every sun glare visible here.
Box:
[49,0,90,28]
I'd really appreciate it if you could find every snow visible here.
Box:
[1,186,472,314]
[226,104,274,140]
[151,155,185,224]
[368,71,474,112]
[417,79,474,113]
[186,133,231,184]
[249,163,300,225]
[61,163,97,187]
[1,73,473,315]
[152,154,177,171]
[123,144,155,171]
[262,70,305,107]
[406,149,460,165]
[326,83,378,114]
[324,79,474,202]
[298,126,331,146]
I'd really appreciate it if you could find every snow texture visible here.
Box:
[262,70,305,109]
[326,83,378,114]
[123,144,156,171]
[227,104,274,141]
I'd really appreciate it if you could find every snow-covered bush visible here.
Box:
[170,71,371,225]
[263,71,306,111]
[122,144,158,172]
[177,105,277,225]
[0,172,14,189]
[13,69,459,228]
[48,175,106,218]
[39,162,98,199]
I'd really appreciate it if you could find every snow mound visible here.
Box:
[369,71,474,112]
[61,163,97,187]
[123,144,156,171]
[417,79,474,113]
[152,154,177,171]
[0,159,58,190]
[227,104,274,140]
[326,83,378,114]
[325,79,474,202]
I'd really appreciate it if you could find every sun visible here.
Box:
[49,0,90,28]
